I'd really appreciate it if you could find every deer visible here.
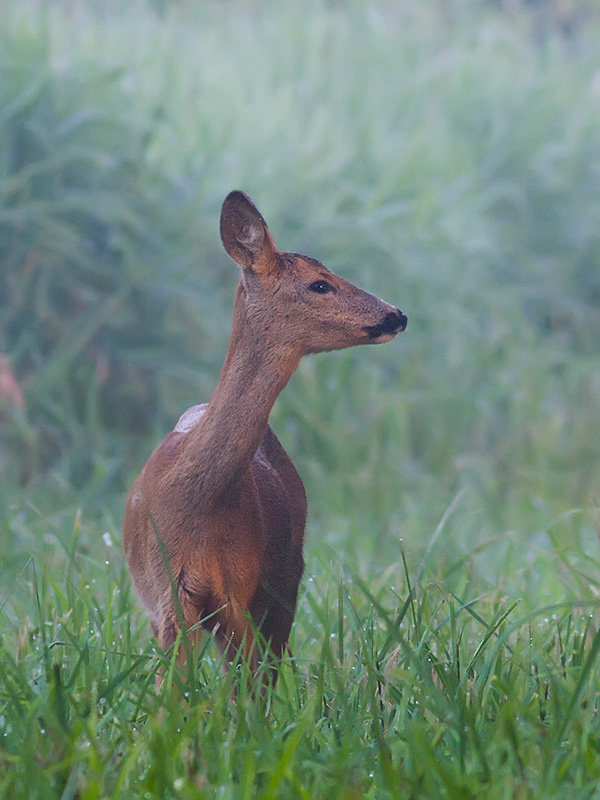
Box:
[123,190,407,684]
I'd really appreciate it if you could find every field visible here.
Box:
[1,1,600,797]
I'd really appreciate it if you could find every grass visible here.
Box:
[2,506,600,798]
[1,0,600,797]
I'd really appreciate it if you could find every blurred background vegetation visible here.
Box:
[1,0,599,589]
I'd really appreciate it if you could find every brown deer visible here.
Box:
[123,191,406,680]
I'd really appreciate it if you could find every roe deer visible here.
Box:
[123,191,407,680]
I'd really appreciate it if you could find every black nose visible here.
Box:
[363,309,407,340]
[395,309,408,332]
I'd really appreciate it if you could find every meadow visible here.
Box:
[1,1,600,797]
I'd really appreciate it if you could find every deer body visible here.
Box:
[123,191,406,673]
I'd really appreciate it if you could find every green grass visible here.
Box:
[1,0,600,797]
[2,507,600,798]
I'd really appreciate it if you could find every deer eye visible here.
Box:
[308,280,335,294]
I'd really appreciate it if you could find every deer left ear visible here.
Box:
[220,191,278,273]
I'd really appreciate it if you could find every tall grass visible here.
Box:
[1,510,600,798]
[1,1,600,796]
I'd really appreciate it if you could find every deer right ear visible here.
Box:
[220,191,278,272]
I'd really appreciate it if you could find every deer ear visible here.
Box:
[220,191,278,272]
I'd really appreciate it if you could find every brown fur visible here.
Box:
[123,191,406,680]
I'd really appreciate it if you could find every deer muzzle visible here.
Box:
[363,309,407,340]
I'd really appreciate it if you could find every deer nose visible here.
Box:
[394,309,408,332]
[363,309,407,340]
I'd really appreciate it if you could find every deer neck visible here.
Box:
[181,281,300,506]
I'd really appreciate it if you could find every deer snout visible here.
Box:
[363,309,407,340]
[392,309,408,332]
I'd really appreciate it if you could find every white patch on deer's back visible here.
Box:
[174,403,208,433]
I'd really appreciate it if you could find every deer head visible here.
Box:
[220,191,407,358]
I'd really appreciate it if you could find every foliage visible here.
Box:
[0,31,196,489]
